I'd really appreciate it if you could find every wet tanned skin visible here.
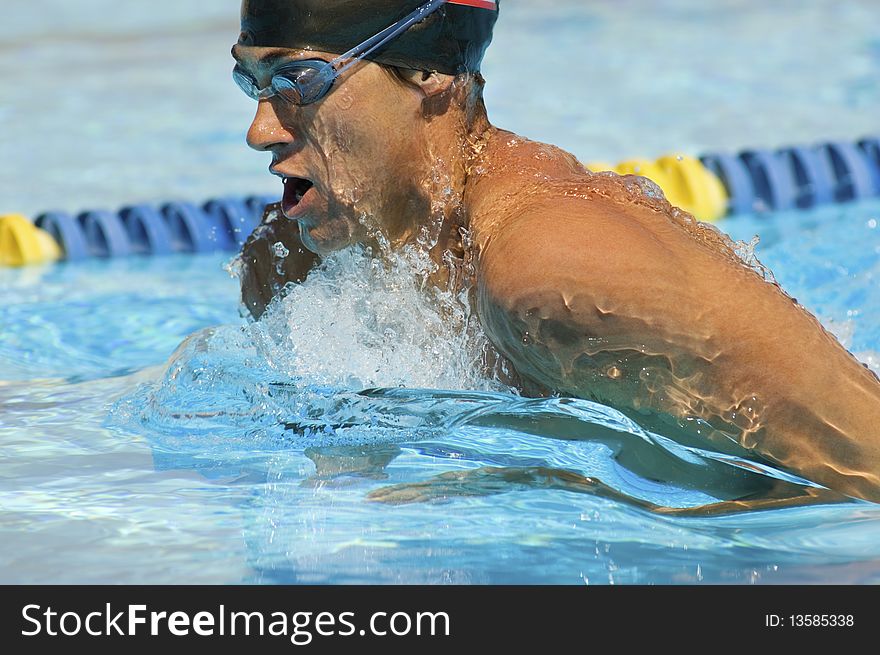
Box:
[467,137,880,504]
[234,45,880,507]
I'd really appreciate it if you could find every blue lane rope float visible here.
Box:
[3,134,880,267]
[119,204,174,256]
[18,195,276,265]
[776,146,834,209]
[818,141,877,202]
[79,209,133,258]
[591,135,880,217]
[33,211,90,261]
[738,149,797,212]
[859,137,880,192]
[202,197,259,249]
[696,152,756,216]
[161,201,227,254]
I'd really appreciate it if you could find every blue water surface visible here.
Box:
[2,199,880,584]
[2,0,880,584]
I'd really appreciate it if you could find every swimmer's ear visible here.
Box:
[392,68,455,97]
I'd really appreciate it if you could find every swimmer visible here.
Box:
[233,0,880,510]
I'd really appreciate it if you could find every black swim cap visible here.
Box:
[239,0,500,75]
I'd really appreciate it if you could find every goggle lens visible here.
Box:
[234,1,452,105]
[233,68,261,100]
[233,62,335,106]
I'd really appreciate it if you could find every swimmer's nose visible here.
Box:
[246,99,295,152]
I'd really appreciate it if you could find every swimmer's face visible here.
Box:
[232,45,433,256]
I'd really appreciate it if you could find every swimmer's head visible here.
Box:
[239,0,499,74]
[233,1,500,256]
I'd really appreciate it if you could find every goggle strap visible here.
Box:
[330,0,446,77]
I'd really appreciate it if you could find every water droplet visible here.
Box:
[272,241,290,275]
[605,366,622,379]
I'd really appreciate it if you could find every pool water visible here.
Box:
[2,0,880,584]
[4,199,880,584]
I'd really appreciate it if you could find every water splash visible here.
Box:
[621,174,666,200]
[108,238,823,515]
[248,243,503,392]
[111,239,515,447]
[107,201,880,521]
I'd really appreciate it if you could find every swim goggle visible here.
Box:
[233,0,448,106]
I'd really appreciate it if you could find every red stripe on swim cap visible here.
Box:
[447,0,497,9]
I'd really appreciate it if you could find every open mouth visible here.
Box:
[281,176,315,218]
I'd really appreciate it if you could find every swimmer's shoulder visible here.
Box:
[466,129,586,206]
[464,130,584,238]
[466,129,676,247]
[484,129,585,175]
[470,128,675,209]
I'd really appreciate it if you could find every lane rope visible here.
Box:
[3,135,879,267]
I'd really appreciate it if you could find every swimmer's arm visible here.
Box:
[476,194,709,396]
[239,203,320,319]
[476,195,880,502]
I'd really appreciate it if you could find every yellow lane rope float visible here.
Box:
[0,214,62,267]
[585,154,728,222]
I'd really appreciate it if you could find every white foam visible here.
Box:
[243,242,510,393]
